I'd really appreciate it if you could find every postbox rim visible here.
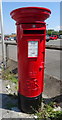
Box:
[10,6,51,15]
[10,7,51,23]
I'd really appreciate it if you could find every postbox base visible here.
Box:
[18,92,42,113]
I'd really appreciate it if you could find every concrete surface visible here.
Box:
[46,39,60,47]
[1,66,62,119]
[0,60,34,119]
[43,74,61,98]
[46,39,62,50]
[8,45,17,62]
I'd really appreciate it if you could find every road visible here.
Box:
[45,49,61,80]
[0,39,61,80]
[45,39,62,80]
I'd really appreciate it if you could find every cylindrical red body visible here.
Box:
[10,7,51,113]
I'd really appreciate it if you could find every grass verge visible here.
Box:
[2,69,18,90]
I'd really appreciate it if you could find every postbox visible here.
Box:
[10,7,51,113]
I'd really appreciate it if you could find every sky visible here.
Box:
[1,2,60,35]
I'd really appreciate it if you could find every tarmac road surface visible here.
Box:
[0,39,61,80]
[45,49,61,80]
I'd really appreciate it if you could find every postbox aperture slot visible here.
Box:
[28,41,38,58]
[24,30,44,34]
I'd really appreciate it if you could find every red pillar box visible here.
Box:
[10,7,51,113]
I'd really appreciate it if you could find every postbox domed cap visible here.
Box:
[10,7,51,24]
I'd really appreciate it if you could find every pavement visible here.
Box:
[0,59,35,119]
[46,39,62,50]
[0,39,62,119]
[46,39,60,46]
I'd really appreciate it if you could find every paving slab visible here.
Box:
[0,40,62,119]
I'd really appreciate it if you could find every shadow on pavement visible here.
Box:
[1,93,62,112]
[2,93,21,112]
